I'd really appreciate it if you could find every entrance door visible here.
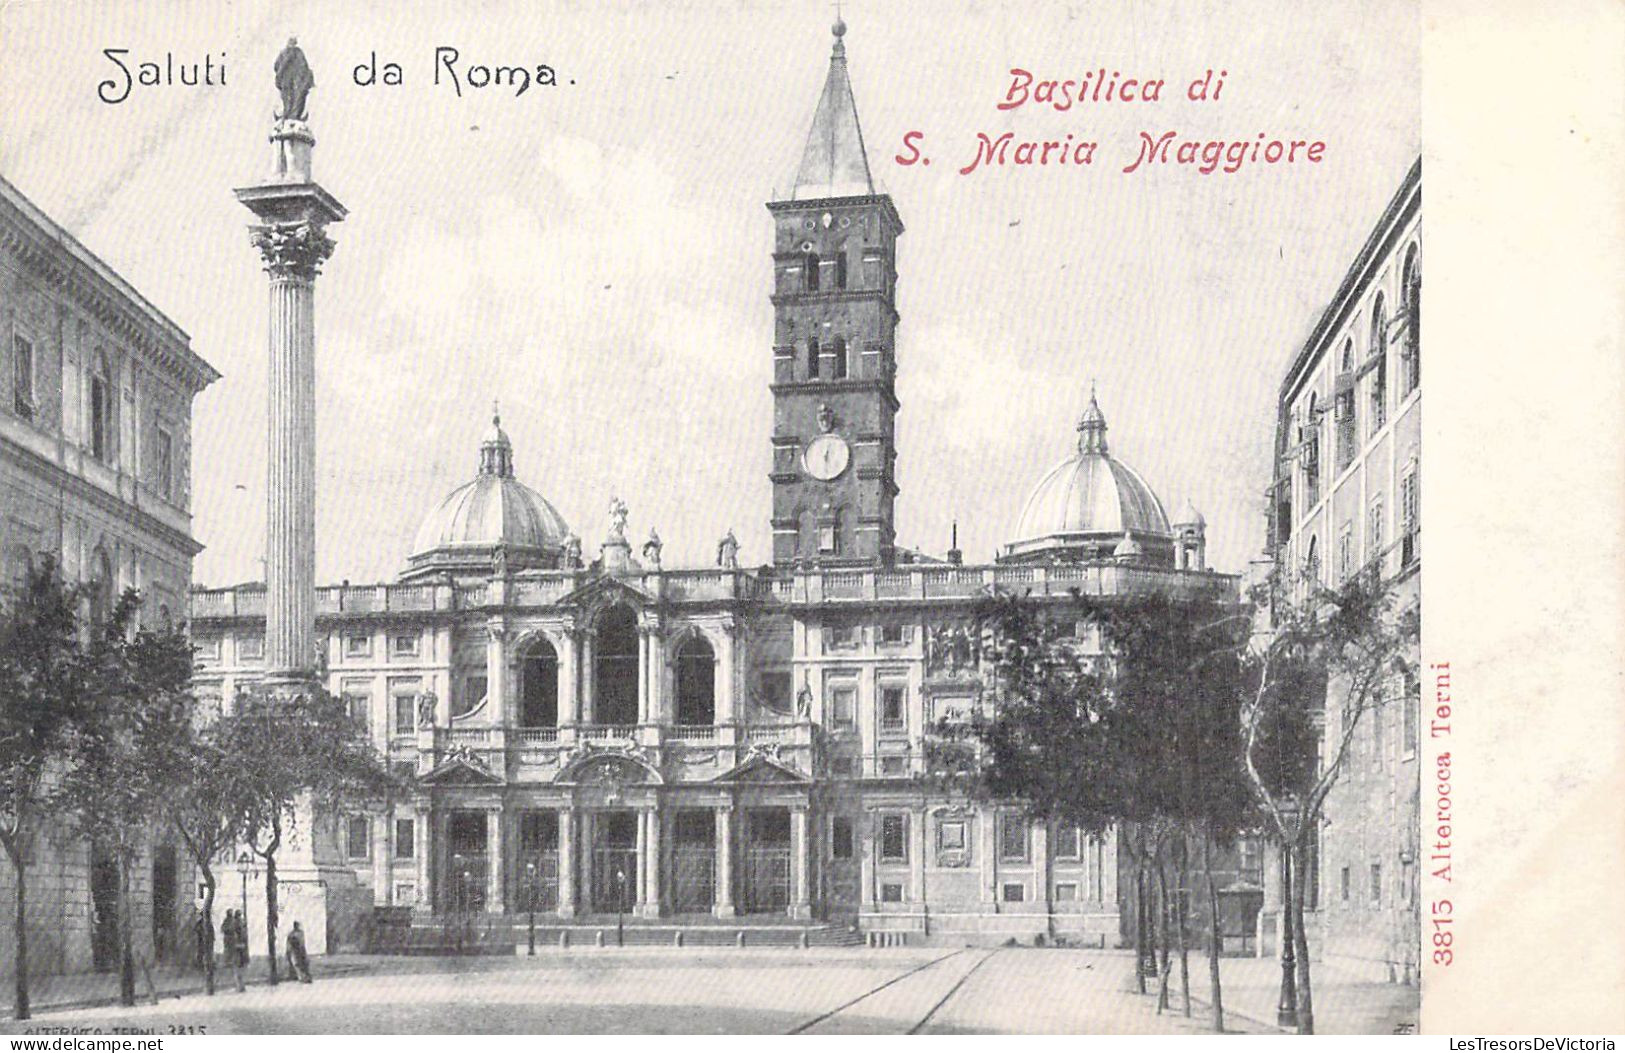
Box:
[591,811,637,913]
[90,848,120,972]
[446,811,489,914]
[671,810,715,914]
[151,846,177,964]
[740,808,791,914]
[517,812,559,913]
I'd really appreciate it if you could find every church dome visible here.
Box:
[403,409,571,579]
[1001,392,1175,564]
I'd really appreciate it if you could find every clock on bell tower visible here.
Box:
[768,18,902,566]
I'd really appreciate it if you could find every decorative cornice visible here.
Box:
[0,196,220,394]
[249,220,336,280]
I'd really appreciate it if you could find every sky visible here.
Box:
[0,0,1418,587]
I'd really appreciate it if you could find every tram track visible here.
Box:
[786,947,1000,1035]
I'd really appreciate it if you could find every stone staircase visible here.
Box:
[380,911,864,955]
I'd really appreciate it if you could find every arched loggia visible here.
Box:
[675,635,716,726]
[593,605,639,726]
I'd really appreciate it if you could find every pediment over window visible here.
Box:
[553,574,654,614]
[554,749,663,786]
[714,749,810,784]
[419,747,505,786]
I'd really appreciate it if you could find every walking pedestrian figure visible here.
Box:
[194,910,216,992]
[286,921,312,983]
[223,909,247,992]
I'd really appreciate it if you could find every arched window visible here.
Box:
[1304,534,1320,586]
[90,355,112,462]
[520,637,559,728]
[675,635,716,726]
[1401,246,1421,395]
[593,605,639,726]
[1369,294,1388,433]
[834,252,848,290]
[831,337,848,380]
[804,252,820,292]
[806,338,820,381]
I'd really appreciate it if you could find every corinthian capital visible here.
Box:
[249,220,336,279]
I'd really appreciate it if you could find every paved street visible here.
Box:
[5,948,1414,1034]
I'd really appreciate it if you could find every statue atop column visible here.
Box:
[642,527,663,568]
[274,38,314,122]
[268,38,317,182]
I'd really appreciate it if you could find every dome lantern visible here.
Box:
[478,401,514,478]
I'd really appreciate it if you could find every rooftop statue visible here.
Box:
[274,37,314,122]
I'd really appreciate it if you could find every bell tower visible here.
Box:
[768,18,902,566]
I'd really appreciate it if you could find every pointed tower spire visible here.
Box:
[1077,384,1110,455]
[790,17,876,200]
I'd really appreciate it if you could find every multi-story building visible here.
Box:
[0,174,219,978]
[1266,158,1421,980]
[189,21,1237,947]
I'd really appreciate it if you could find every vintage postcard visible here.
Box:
[0,0,1619,1040]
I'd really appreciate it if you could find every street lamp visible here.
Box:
[236,851,252,927]
[615,868,627,947]
[525,861,537,956]
[1277,806,1300,1029]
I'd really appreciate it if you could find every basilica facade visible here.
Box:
[189,21,1237,946]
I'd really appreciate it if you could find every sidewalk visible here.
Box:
[1173,954,1420,1034]
[1,959,372,1022]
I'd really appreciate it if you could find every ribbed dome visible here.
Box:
[410,474,570,555]
[405,409,570,574]
[1002,393,1173,563]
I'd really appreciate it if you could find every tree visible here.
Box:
[959,588,1256,1033]
[55,590,196,1007]
[151,700,241,996]
[0,558,91,1020]
[1240,568,1419,1035]
[218,687,399,984]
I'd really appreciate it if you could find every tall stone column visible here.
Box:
[557,629,576,727]
[557,809,576,917]
[718,620,738,724]
[486,623,507,726]
[636,628,651,724]
[235,118,345,691]
[639,808,661,917]
[487,809,505,914]
[713,806,735,917]
[580,636,595,724]
[791,806,811,919]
